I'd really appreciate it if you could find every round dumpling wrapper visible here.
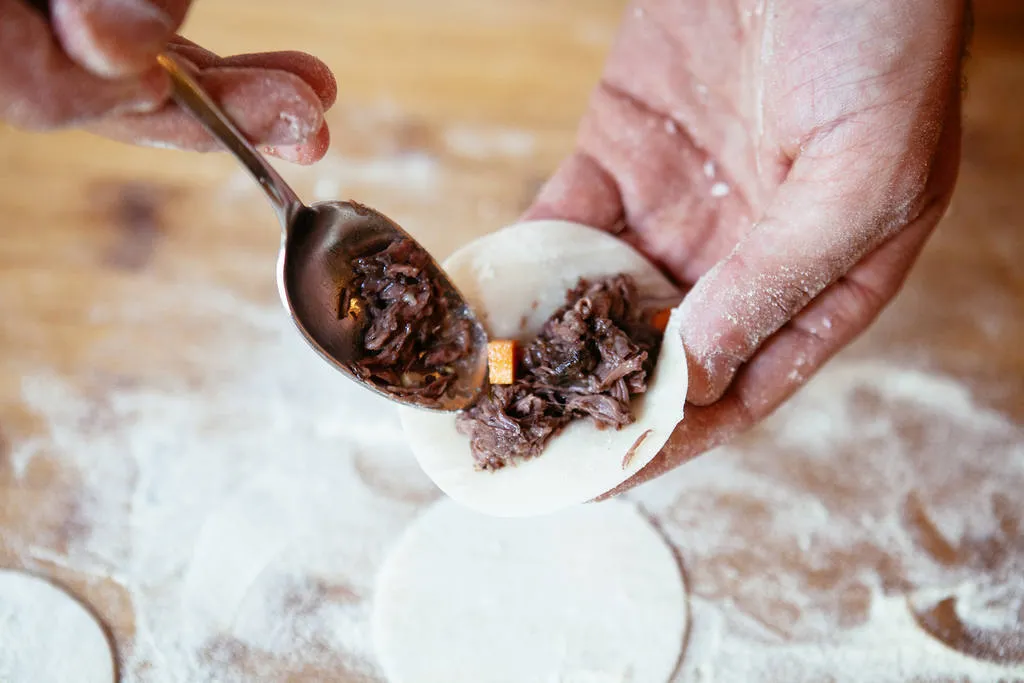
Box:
[398,220,688,517]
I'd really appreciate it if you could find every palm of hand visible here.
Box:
[526,0,969,491]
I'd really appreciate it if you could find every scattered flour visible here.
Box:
[629,362,1024,681]
[305,152,440,201]
[4,273,1022,681]
[442,126,536,160]
[10,284,436,681]
[710,181,731,198]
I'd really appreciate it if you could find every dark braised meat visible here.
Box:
[345,238,472,402]
[456,274,662,470]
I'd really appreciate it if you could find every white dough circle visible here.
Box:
[0,569,116,683]
[372,498,688,683]
[399,220,688,517]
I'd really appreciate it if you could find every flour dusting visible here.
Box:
[302,152,440,201]
[630,361,1024,680]
[709,181,731,198]
[9,283,437,681]
[4,268,1022,680]
[442,126,536,160]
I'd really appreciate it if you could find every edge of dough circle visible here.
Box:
[0,568,117,683]
[372,498,689,683]
[399,219,689,517]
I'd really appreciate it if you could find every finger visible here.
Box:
[167,35,207,52]
[522,150,625,231]
[84,65,326,156]
[601,199,944,499]
[212,51,337,110]
[152,45,337,163]
[264,120,331,165]
[163,44,337,109]
[51,0,192,77]
[1,0,168,129]
[165,37,220,68]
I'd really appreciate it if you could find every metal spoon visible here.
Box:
[20,0,488,410]
[154,53,488,411]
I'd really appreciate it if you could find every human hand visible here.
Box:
[1,0,336,163]
[525,0,972,492]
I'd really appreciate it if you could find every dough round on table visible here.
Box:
[372,498,688,683]
[0,569,116,683]
[399,220,688,517]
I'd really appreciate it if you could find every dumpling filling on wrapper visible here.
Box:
[399,220,688,517]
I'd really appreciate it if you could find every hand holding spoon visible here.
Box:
[23,0,486,410]
[154,53,488,411]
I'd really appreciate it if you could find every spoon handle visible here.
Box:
[156,53,304,228]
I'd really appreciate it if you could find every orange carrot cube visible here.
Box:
[487,340,518,385]
[650,308,672,333]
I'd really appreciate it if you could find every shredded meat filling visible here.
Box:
[456,274,662,470]
[345,238,471,402]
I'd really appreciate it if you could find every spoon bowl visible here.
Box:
[280,201,488,410]
[156,54,489,411]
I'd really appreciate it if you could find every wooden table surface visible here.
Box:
[1,1,1022,681]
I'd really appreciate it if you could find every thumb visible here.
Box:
[521,150,624,230]
[51,0,192,78]
[679,109,950,406]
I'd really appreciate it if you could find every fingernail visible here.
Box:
[264,144,304,164]
[56,0,175,78]
[270,124,330,165]
[685,350,738,406]
[267,111,314,147]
